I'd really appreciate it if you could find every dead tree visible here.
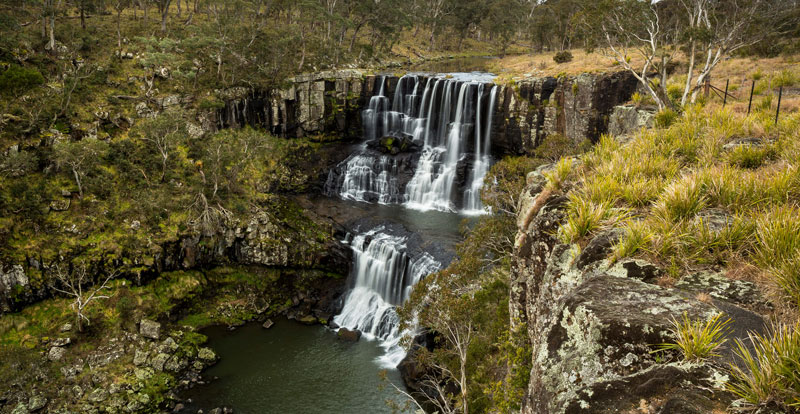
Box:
[50,264,117,333]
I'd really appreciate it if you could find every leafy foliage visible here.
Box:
[0,65,44,97]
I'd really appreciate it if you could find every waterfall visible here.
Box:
[363,76,389,141]
[327,72,496,214]
[326,154,404,204]
[463,84,498,214]
[333,227,441,368]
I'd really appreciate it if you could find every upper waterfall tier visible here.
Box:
[325,73,499,214]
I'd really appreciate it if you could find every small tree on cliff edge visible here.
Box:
[49,263,117,333]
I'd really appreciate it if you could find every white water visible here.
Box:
[336,154,403,204]
[326,73,498,214]
[333,227,441,368]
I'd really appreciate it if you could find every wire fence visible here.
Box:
[705,77,786,124]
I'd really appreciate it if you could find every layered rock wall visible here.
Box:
[492,72,639,154]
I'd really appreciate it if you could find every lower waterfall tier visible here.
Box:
[332,225,443,368]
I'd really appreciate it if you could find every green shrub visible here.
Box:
[544,157,575,191]
[667,84,683,103]
[0,65,44,96]
[553,50,573,64]
[654,108,679,128]
[657,312,731,361]
[774,69,799,88]
[652,177,707,222]
[559,194,624,243]
[753,207,800,306]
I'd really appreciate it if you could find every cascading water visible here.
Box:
[333,227,441,368]
[325,73,499,214]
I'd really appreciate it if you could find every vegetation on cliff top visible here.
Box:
[551,96,800,410]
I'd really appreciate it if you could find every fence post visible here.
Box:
[775,86,783,125]
[723,79,729,108]
[747,80,755,115]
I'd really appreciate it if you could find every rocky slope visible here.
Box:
[510,164,770,414]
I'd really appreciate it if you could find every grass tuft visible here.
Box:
[657,312,731,362]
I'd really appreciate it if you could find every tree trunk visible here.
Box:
[348,22,363,53]
[73,168,83,198]
[160,1,169,34]
[41,5,47,40]
[76,311,83,332]
[177,0,182,18]
[681,40,696,106]
[117,10,123,59]
[48,10,56,51]
[80,4,86,30]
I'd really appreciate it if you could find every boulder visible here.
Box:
[50,337,71,347]
[133,349,149,366]
[262,319,274,329]
[47,346,66,362]
[87,388,108,403]
[298,314,318,325]
[575,228,623,269]
[139,319,161,340]
[337,328,362,342]
[608,104,655,138]
[158,337,179,353]
[150,353,169,371]
[27,395,47,412]
[197,347,217,362]
[722,137,763,151]
[49,199,70,212]
[11,403,29,414]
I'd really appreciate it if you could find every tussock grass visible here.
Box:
[658,312,731,362]
[728,324,800,408]
[544,157,576,191]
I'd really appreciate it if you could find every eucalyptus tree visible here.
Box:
[678,0,778,104]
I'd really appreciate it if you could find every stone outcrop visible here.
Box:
[0,207,351,314]
[492,72,639,155]
[511,169,767,414]
[217,70,368,139]
[608,104,656,138]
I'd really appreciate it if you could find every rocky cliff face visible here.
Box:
[511,166,768,414]
[214,70,637,157]
[492,72,639,155]
[0,207,350,314]
[216,70,369,139]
